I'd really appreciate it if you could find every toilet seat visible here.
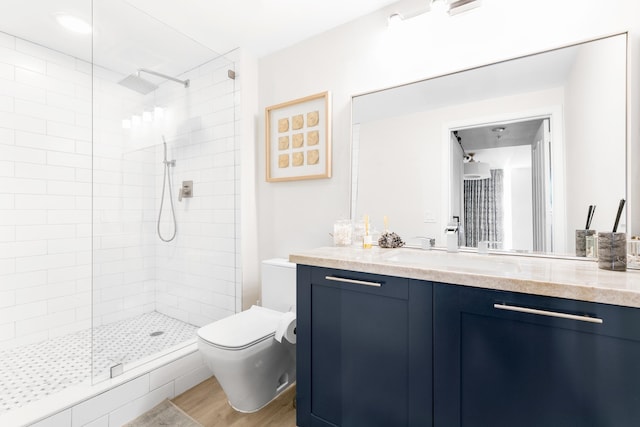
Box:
[197,306,283,351]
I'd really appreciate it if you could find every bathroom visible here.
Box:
[1,0,640,426]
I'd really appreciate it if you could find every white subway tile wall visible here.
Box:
[149,58,240,327]
[0,35,93,350]
[0,30,241,359]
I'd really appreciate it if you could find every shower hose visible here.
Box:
[157,137,177,242]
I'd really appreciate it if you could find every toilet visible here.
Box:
[197,259,297,413]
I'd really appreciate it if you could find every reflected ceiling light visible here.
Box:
[122,119,131,129]
[142,111,153,122]
[55,13,92,34]
[154,106,165,120]
[464,153,491,180]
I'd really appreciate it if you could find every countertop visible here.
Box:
[289,246,640,308]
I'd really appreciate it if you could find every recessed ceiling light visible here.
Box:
[55,13,92,34]
[491,127,506,132]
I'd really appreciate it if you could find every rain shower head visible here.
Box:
[118,74,159,95]
[118,68,190,95]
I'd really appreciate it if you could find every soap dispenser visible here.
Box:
[445,216,460,253]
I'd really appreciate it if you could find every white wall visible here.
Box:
[0,33,98,349]
[564,34,627,249]
[92,69,156,328]
[257,0,640,263]
[510,167,533,251]
[150,57,240,327]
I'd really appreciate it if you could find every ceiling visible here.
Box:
[456,119,546,152]
[123,0,399,57]
[0,0,398,79]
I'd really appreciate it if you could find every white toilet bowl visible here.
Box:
[197,305,296,412]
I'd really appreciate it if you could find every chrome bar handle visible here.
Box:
[493,303,603,324]
[325,276,382,287]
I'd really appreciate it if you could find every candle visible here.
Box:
[363,215,372,249]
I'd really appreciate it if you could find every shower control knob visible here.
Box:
[179,180,193,202]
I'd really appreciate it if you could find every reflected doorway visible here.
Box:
[450,117,553,253]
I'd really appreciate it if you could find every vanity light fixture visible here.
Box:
[388,12,404,28]
[55,13,92,34]
[387,0,481,27]
[448,0,482,15]
[430,0,448,14]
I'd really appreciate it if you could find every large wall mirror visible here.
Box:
[351,33,627,257]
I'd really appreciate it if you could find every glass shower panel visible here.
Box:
[91,0,238,383]
[0,0,93,415]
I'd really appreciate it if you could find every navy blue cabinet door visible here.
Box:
[434,283,640,427]
[297,266,432,427]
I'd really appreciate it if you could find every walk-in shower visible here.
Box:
[0,0,239,424]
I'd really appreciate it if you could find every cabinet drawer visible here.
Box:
[311,267,409,300]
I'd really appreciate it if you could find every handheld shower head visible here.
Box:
[162,135,167,161]
[161,135,175,167]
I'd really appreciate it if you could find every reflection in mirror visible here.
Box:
[351,33,627,257]
[451,118,552,253]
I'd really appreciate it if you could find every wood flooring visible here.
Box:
[172,376,297,427]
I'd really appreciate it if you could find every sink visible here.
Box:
[382,250,521,274]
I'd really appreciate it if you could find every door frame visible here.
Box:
[441,105,566,254]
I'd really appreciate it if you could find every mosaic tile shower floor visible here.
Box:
[0,312,198,415]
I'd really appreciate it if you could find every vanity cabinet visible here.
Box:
[434,283,640,427]
[296,265,433,427]
[297,262,640,427]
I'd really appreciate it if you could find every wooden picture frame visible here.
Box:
[265,91,331,182]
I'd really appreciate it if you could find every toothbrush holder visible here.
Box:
[575,229,596,257]
[598,232,626,271]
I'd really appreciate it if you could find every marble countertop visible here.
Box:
[289,246,640,308]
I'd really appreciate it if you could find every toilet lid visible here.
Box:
[197,306,283,350]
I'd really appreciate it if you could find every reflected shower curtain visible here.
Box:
[464,169,504,248]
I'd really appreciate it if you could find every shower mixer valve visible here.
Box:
[179,180,193,201]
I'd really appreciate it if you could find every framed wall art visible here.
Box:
[265,91,331,182]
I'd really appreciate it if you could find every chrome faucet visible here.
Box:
[445,216,460,252]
